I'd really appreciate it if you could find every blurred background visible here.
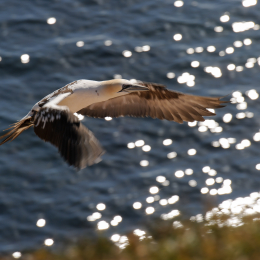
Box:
[0,0,260,255]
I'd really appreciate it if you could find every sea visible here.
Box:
[0,0,260,254]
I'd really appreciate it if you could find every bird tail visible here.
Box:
[0,117,34,146]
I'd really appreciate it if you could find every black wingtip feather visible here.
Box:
[33,107,104,169]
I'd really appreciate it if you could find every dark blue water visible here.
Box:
[1,0,260,254]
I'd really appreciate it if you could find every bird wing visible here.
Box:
[77,82,228,123]
[33,107,104,169]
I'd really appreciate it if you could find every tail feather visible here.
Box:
[0,117,34,146]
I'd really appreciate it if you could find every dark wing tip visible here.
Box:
[34,107,104,169]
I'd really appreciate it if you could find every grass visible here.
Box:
[2,214,260,260]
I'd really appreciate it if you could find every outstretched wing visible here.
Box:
[78,82,228,123]
[33,107,104,169]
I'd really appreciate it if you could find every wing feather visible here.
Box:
[33,107,104,169]
[77,81,228,123]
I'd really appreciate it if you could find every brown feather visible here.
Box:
[0,117,33,145]
[77,81,229,123]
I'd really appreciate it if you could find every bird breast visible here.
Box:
[57,88,112,113]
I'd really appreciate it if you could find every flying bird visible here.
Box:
[0,79,228,169]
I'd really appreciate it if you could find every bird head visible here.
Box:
[101,79,149,96]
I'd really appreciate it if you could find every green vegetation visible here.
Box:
[2,214,260,260]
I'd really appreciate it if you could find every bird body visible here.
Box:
[0,79,228,169]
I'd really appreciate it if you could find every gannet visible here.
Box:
[0,79,228,169]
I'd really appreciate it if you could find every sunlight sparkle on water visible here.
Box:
[96,203,106,211]
[198,125,207,132]
[105,116,112,121]
[188,148,196,156]
[214,26,223,32]
[236,66,244,72]
[159,199,168,206]
[146,207,155,214]
[36,219,46,227]
[97,221,109,230]
[135,46,142,52]
[185,168,193,175]
[104,40,112,46]
[216,177,223,183]
[195,47,203,53]
[241,139,251,147]
[227,64,235,71]
[140,160,149,167]
[232,21,255,32]
[210,189,218,195]
[92,212,102,219]
[173,34,182,41]
[208,169,217,176]
[174,0,184,7]
[167,72,175,79]
[244,38,252,45]
[76,41,84,47]
[189,180,197,187]
[168,195,179,204]
[191,61,200,68]
[228,138,236,144]
[187,48,194,54]
[167,151,177,159]
[21,54,30,64]
[207,46,216,52]
[47,17,56,24]
[234,41,243,47]
[236,102,247,110]
[111,234,120,242]
[223,113,232,123]
[156,176,166,183]
[202,166,210,173]
[163,139,172,146]
[188,121,197,127]
[133,202,142,209]
[206,178,215,186]
[236,112,246,119]
[122,50,132,57]
[175,170,184,178]
[205,66,222,78]
[220,15,230,22]
[142,145,151,152]
[135,140,145,147]
[127,142,135,149]
[242,0,257,7]
[142,45,150,51]
[226,47,234,54]
[219,138,230,149]
[12,252,21,259]
[44,239,54,246]
[146,196,154,203]
[247,89,259,100]
[201,187,209,194]
[253,133,260,142]
[150,186,159,194]
[87,212,102,221]
[245,62,254,68]
[161,210,180,220]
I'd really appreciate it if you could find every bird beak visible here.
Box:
[118,85,149,93]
